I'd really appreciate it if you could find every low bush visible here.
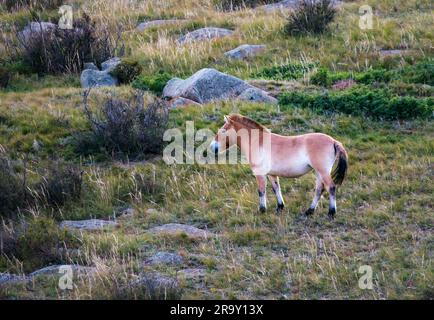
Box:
[0,155,83,216]
[110,59,143,85]
[310,67,331,86]
[79,90,169,159]
[0,156,28,215]
[0,66,12,88]
[1,216,80,272]
[132,70,173,95]
[279,86,433,120]
[285,0,337,35]
[253,62,316,80]
[13,14,122,75]
[35,161,83,207]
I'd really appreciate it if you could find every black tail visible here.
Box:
[332,142,348,186]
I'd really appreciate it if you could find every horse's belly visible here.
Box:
[269,155,311,177]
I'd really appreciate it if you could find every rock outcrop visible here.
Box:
[80,57,120,88]
[162,68,277,105]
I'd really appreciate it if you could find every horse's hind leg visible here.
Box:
[318,172,337,219]
[268,175,285,213]
[255,175,267,213]
[305,174,324,216]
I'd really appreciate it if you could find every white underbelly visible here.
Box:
[268,152,312,177]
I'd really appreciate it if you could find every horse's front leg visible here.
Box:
[255,175,267,213]
[268,175,285,213]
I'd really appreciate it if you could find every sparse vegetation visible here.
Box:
[78,90,169,159]
[285,0,337,35]
[9,14,121,75]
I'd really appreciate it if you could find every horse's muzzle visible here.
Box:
[210,140,219,154]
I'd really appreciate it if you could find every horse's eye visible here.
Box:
[220,129,226,134]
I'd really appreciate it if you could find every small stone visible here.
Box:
[59,219,119,231]
[224,44,266,60]
[145,252,184,266]
[148,223,212,240]
[178,27,234,44]
[119,207,136,217]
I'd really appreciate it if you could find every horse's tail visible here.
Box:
[332,141,348,186]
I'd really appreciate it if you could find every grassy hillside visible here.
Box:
[0,0,433,299]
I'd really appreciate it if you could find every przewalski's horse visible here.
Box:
[210,114,348,219]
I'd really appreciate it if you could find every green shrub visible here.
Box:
[132,71,173,95]
[0,66,12,88]
[35,161,83,207]
[0,156,27,215]
[253,62,317,80]
[311,68,331,86]
[279,87,433,120]
[285,0,337,35]
[3,216,80,272]
[110,59,143,85]
[399,59,434,86]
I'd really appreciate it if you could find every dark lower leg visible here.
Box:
[255,175,267,213]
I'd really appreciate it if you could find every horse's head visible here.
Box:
[210,115,237,154]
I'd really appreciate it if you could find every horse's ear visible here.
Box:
[224,115,229,123]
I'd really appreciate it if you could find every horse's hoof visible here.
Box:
[259,206,266,213]
[276,203,285,213]
[328,208,336,220]
[304,208,315,216]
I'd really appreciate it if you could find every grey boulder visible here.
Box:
[178,27,234,44]
[162,68,277,104]
[101,57,121,72]
[224,44,266,60]
[162,68,251,103]
[80,70,118,88]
